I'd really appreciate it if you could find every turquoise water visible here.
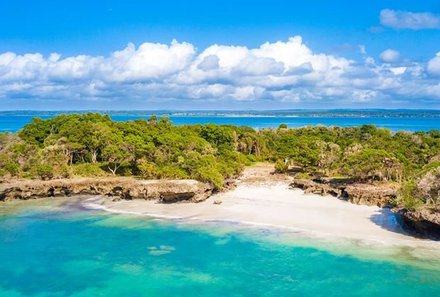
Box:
[1,201,440,297]
[1,111,440,132]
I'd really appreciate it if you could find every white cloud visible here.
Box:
[103,40,195,81]
[253,36,350,72]
[197,55,220,71]
[352,90,379,102]
[233,56,284,76]
[0,52,46,81]
[48,55,102,81]
[232,86,265,101]
[199,45,249,70]
[189,84,229,99]
[0,36,439,107]
[427,52,440,76]
[380,9,440,30]
[380,49,400,63]
[389,67,406,75]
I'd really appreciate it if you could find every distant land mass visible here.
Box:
[2,109,440,133]
[2,109,440,117]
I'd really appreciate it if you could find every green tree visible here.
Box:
[344,148,401,181]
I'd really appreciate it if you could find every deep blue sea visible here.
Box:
[1,200,440,297]
[1,110,440,132]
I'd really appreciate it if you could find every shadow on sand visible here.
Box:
[369,208,410,237]
[371,208,440,241]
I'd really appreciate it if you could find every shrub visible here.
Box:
[274,159,289,173]
[295,172,312,180]
[72,163,107,177]
[137,158,159,178]
[3,161,20,176]
[157,165,188,179]
[244,154,257,164]
[399,181,423,209]
[53,164,71,178]
[416,166,440,206]
[36,164,54,180]
[192,166,224,189]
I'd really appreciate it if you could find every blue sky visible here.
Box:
[0,0,439,110]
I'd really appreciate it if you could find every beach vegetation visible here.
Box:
[274,159,289,173]
[1,113,440,207]
[72,163,108,177]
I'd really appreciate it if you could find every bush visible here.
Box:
[192,166,224,189]
[295,172,312,180]
[278,123,288,129]
[53,164,71,178]
[157,165,188,179]
[274,159,289,173]
[137,158,159,178]
[416,166,440,205]
[399,181,423,209]
[72,163,107,177]
[36,164,54,180]
[3,161,20,176]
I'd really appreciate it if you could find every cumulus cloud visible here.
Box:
[380,9,440,30]
[380,49,400,63]
[352,90,379,102]
[0,36,439,107]
[103,40,195,81]
[197,55,220,71]
[427,52,440,76]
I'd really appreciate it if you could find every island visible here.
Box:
[1,113,439,239]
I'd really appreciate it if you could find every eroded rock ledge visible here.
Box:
[0,178,213,203]
[290,178,398,207]
[396,208,440,240]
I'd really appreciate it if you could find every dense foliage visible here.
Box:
[1,114,439,206]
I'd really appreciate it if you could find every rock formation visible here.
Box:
[0,178,213,203]
[290,178,397,207]
[396,208,440,240]
[395,167,440,240]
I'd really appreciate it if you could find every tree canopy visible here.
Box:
[1,113,439,203]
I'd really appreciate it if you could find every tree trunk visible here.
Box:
[91,150,97,163]
[108,163,119,175]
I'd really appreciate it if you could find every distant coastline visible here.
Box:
[2,109,440,117]
[2,109,440,133]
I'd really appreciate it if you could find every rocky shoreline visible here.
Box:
[1,168,439,240]
[290,178,398,207]
[289,177,440,240]
[0,177,213,203]
[397,208,440,240]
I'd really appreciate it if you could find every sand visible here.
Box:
[82,164,440,249]
[81,164,439,252]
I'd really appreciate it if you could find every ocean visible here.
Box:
[1,110,440,133]
[1,111,440,296]
[0,200,439,297]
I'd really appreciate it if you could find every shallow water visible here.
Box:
[0,201,440,297]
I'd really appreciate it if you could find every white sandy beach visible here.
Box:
[82,165,440,248]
